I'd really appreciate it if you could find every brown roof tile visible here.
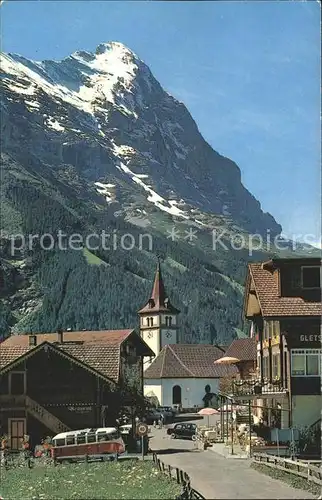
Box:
[144,344,238,379]
[223,338,256,362]
[59,344,120,381]
[1,329,134,347]
[248,263,321,317]
[0,346,31,369]
[0,342,121,382]
[0,330,137,382]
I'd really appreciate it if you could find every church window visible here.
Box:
[165,316,172,327]
[148,298,155,308]
[172,385,182,405]
[147,317,154,327]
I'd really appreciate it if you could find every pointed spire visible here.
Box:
[150,259,166,309]
[138,259,180,314]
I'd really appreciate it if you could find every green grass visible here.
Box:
[251,463,321,496]
[0,460,182,499]
[83,247,107,267]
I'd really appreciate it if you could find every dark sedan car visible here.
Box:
[167,423,197,440]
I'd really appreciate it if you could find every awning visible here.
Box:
[214,356,240,365]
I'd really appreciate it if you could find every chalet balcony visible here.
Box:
[232,378,288,400]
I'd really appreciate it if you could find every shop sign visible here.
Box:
[68,405,92,413]
[299,334,321,343]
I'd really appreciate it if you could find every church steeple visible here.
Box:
[150,260,166,309]
[138,260,180,314]
[138,260,180,370]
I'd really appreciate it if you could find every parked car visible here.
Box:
[167,423,197,440]
[157,406,176,420]
[145,409,162,424]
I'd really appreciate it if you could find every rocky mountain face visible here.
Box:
[0,41,283,341]
[1,42,280,234]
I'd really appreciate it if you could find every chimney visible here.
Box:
[29,334,37,347]
[57,328,63,343]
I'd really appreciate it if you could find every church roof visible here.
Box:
[144,344,238,379]
[138,261,180,314]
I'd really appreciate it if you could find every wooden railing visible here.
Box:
[25,396,70,434]
[0,394,70,434]
[152,453,205,499]
[253,453,322,485]
[232,379,286,396]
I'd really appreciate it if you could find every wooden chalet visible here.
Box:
[0,329,154,450]
[233,257,321,432]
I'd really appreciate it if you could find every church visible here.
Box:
[138,262,237,410]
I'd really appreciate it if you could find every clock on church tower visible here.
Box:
[138,261,180,370]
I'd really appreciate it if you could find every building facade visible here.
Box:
[144,343,237,409]
[139,261,237,409]
[0,329,153,449]
[233,257,321,431]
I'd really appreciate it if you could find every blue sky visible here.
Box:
[1,1,320,243]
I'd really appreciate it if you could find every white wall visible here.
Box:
[160,314,177,325]
[144,380,162,406]
[292,395,321,427]
[161,378,220,409]
[142,329,159,360]
[160,329,177,349]
[141,315,160,327]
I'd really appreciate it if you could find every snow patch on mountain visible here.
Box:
[1,42,142,120]
[116,161,188,219]
[46,116,65,132]
[25,100,40,109]
[94,181,116,203]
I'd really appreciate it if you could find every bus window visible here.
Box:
[97,432,108,442]
[87,432,96,443]
[55,438,65,447]
[76,433,86,444]
[66,435,75,445]
[110,431,120,440]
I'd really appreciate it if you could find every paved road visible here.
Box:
[150,427,316,499]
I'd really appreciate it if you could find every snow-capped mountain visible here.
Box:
[1,41,293,340]
[1,41,281,235]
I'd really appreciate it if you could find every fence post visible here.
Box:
[175,467,180,484]
[168,464,172,478]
